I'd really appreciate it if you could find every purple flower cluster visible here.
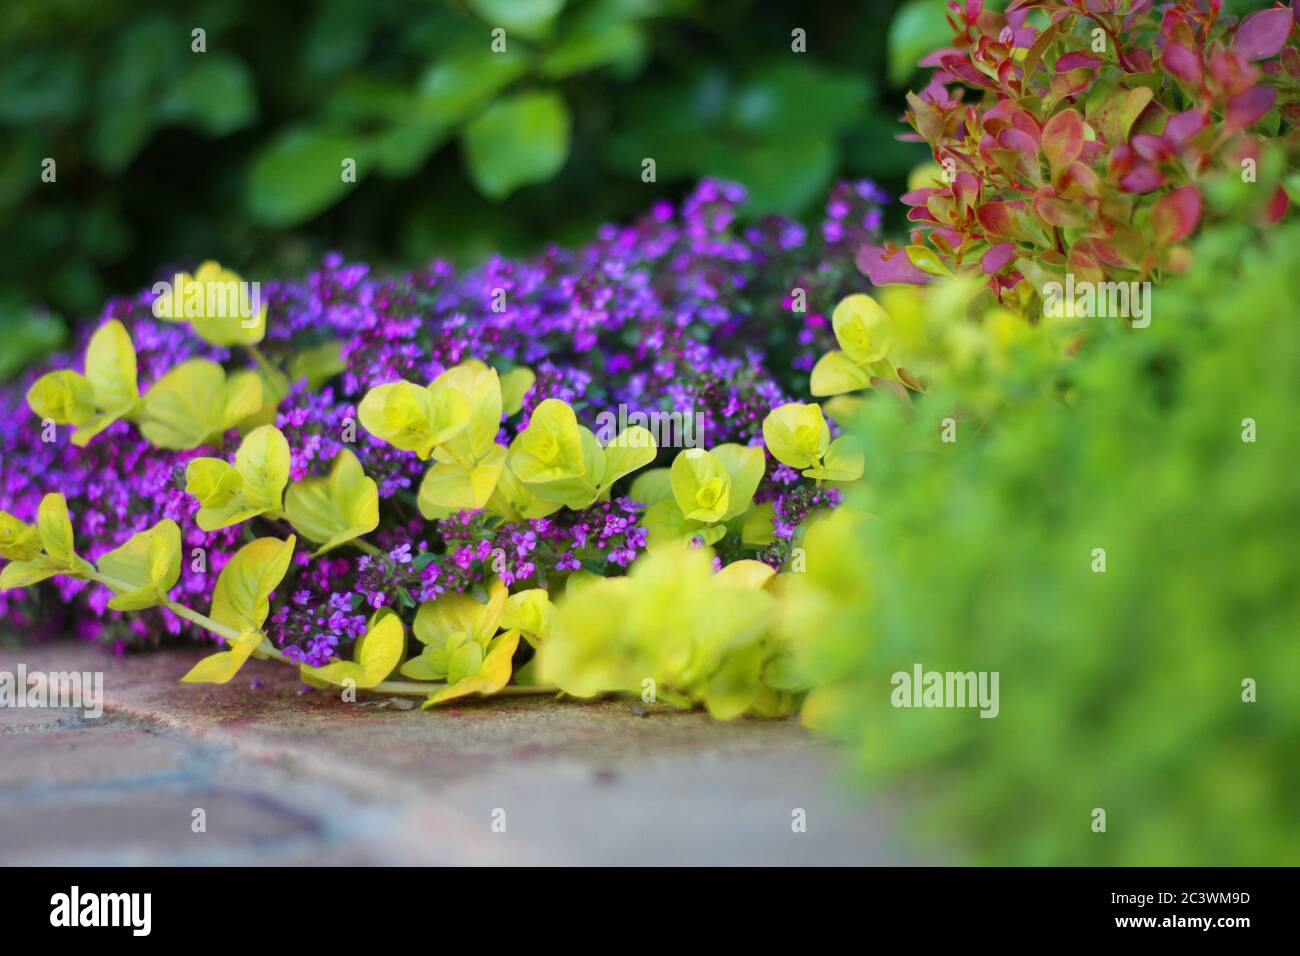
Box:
[0,180,884,658]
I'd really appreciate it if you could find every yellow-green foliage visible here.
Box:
[798,221,1300,865]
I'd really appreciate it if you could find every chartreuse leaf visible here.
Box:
[284,448,379,554]
[37,492,76,565]
[185,425,290,531]
[430,360,503,466]
[762,402,830,470]
[26,320,141,445]
[501,588,554,648]
[538,539,781,716]
[641,498,726,551]
[0,493,93,590]
[598,426,657,495]
[139,359,263,450]
[0,510,42,562]
[661,442,763,535]
[418,444,507,517]
[499,366,535,415]
[709,444,765,521]
[517,425,604,508]
[96,519,181,610]
[487,463,563,521]
[628,467,673,507]
[810,350,873,397]
[832,294,891,364]
[510,402,653,510]
[401,577,507,680]
[156,260,267,347]
[713,559,777,590]
[27,371,96,427]
[671,448,731,522]
[740,501,776,546]
[0,553,67,590]
[209,535,296,635]
[300,609,404,690]
[357,378,469,459]
[508,398,587,484]
[423,629,522,707]
[74,319,141,445]
[181,628,263,684]
[803,435,865,482]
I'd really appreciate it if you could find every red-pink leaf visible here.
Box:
[1162,40,1203,85]
[1233,7,1294,62]
[1164,108,1208,148]
[940,53,995,89]
[1056,51,1103,72]
[997,127,1039,157]
[1265,184,1290,224]
[1225,85,1276,130]
[1032,187,1090,227]
[1042,109,1083,178]
[1132,133,1174,163]
[1119,164,1166,193]
[1151,186,1202,244]
[1282,45,1300,79]
[983,243,1017,275]
[900,188,941,206]
[1058,161,1100,196]
[976,200,1020,237]
[953,172,980,212]
[855,243,931,286]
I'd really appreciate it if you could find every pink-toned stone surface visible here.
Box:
[0,641,911,865]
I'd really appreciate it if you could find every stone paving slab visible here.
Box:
[0,641,916,865]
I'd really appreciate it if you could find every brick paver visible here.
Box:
[0,641,915,865]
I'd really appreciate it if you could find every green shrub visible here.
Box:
[803,218,1300,865]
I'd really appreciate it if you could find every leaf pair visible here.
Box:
[400,577,509,681]
[762,402,863,482]
[508,399,657,509]
[185,425,290,531]
[414,362,536,517]
[26,321,141,446]
[398,577,532,706]
[0,494,94,589]
[182,536,297,684]
[139,359,264,450]
[284,449,379,555]
[357,378,470,461]
[810,294,903,398]
[635,444,765,550]
[96,520,182,611]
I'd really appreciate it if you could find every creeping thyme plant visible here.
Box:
[0,180,877,715]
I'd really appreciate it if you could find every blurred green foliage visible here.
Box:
[806,208,1300,863]
[0,0,926,376]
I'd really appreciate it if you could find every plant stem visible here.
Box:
[352,538,384,558]
[86,569,289,662]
